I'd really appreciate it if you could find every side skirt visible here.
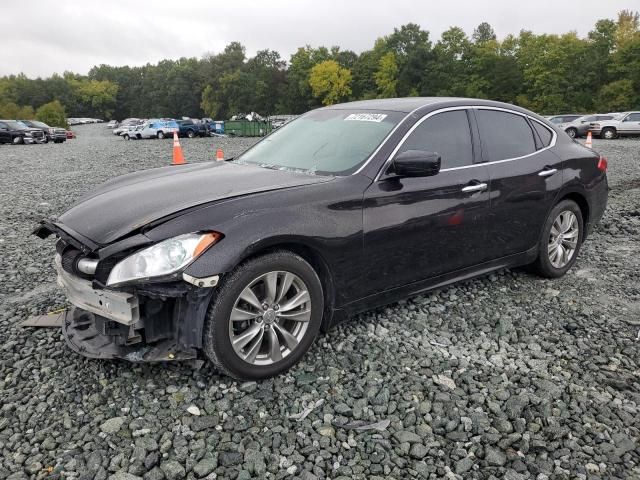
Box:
[325,247,538,330]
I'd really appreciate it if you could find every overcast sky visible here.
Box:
[2,0,637,77]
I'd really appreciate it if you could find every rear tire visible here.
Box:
[202,251,324,380]
[157,131,165,139]
[532,200,583,278]
[187,129,195,138]
[602,127,617,140]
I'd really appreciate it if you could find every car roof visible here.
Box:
[322,97,546,118]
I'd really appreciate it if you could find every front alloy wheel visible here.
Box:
[229,271,311,365]
[203,251,323,380]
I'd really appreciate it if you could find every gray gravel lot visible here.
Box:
[0,125,639,480]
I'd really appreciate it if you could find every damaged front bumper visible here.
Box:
[55,253,217,362]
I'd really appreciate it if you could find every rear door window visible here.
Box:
[397,110,473,169]
[475,110,537,161]
[624,113,640,122]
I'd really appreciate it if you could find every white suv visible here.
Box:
[122,119,179,140]
[590,112,640,139]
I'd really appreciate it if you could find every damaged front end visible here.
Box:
[37,221,221,362]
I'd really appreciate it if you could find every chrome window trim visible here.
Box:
[373,105,557,180]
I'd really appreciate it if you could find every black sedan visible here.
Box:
[35,98,608,380]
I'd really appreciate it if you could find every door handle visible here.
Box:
[538,168,558,177]
[461,182,488,193]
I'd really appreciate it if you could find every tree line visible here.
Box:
[1,10,638,127]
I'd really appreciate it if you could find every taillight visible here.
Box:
[597,156,608,172]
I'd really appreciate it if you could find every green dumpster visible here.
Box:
[224,119,272,137]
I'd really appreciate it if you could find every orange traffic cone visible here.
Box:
[172,132,186,165]
[585,131,593,149]
[216,149,224,161]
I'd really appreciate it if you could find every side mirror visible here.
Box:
[390,150,441,177]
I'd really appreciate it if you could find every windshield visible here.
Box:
[237,109,405,175]
[29,121,49,128]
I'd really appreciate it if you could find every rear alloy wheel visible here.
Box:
[203,251,323,380]
[157,131,165,139]
[602,127,617,140]
[533,200,583,278]
[187,129,195,138]
[565,127,577,139]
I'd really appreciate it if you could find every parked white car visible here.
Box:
[122,119,179,140]
[590,111,640,139]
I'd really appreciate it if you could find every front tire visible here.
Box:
[565,127,577,139]
[157,131,165,139]
[533,200,583,278]
[203,251,324,380]
[187,129,195,138]
[601,127,617,140]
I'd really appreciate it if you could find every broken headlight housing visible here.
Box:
[106,232,222,287]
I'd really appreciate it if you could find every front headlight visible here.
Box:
[106,232,222,286]
[24,132,33,137]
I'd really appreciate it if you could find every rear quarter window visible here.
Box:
[531,121,554,148]
[475,110,537,161]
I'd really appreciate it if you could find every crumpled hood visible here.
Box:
[58,161,331,245]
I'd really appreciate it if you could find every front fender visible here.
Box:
[143,176,370,306]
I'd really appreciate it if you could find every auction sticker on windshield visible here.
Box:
[344,113,388,122]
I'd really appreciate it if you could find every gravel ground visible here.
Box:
[0,125,639,480]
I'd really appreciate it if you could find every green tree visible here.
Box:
[36,100,68,128]
[596,79,637,111]
[0,102,35,119]
[308,60,352,105]
[615,10,639,49]
[285,46,332,112]
[385,23,432,96]
[472,22,497,44]
[375,52,398,98]
[68,79,118,119]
